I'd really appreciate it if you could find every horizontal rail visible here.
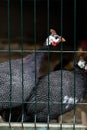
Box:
[0,50,87,53]
[0,101,87,105]
[0,123,87,128]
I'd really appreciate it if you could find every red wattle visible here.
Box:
[52,42,59,46]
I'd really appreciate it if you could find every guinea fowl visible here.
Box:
[24,59,87,122]
[0,29,65,116]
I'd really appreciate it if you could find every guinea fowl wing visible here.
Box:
[26,69,86,122]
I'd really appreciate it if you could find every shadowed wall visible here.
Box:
[0,0,87,45]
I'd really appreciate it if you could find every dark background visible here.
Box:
[0,0,87,46]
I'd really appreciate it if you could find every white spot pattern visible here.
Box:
[78,60,86,69]
[63,96,78,109]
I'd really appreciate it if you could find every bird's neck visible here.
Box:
[25,45,50,77]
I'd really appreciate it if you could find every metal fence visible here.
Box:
[0,0,87,130]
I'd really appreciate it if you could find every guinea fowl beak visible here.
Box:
[61,37,66,42]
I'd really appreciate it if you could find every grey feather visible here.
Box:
[0,45,50,108]
[25,65,87,122]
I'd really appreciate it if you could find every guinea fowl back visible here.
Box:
[0,46,48,108]
[25,60,87,122]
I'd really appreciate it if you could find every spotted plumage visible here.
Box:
[24,60,87,122]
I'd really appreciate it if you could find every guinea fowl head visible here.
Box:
[46,29,66,46]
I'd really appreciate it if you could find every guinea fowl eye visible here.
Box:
[55,36,58,39]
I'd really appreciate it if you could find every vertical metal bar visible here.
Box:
[34,0,37,128]
[20,0,24,127]
[47,0,50,128]
[60,0,63,129]
[73,0,76,129]
[8,0,12,126]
